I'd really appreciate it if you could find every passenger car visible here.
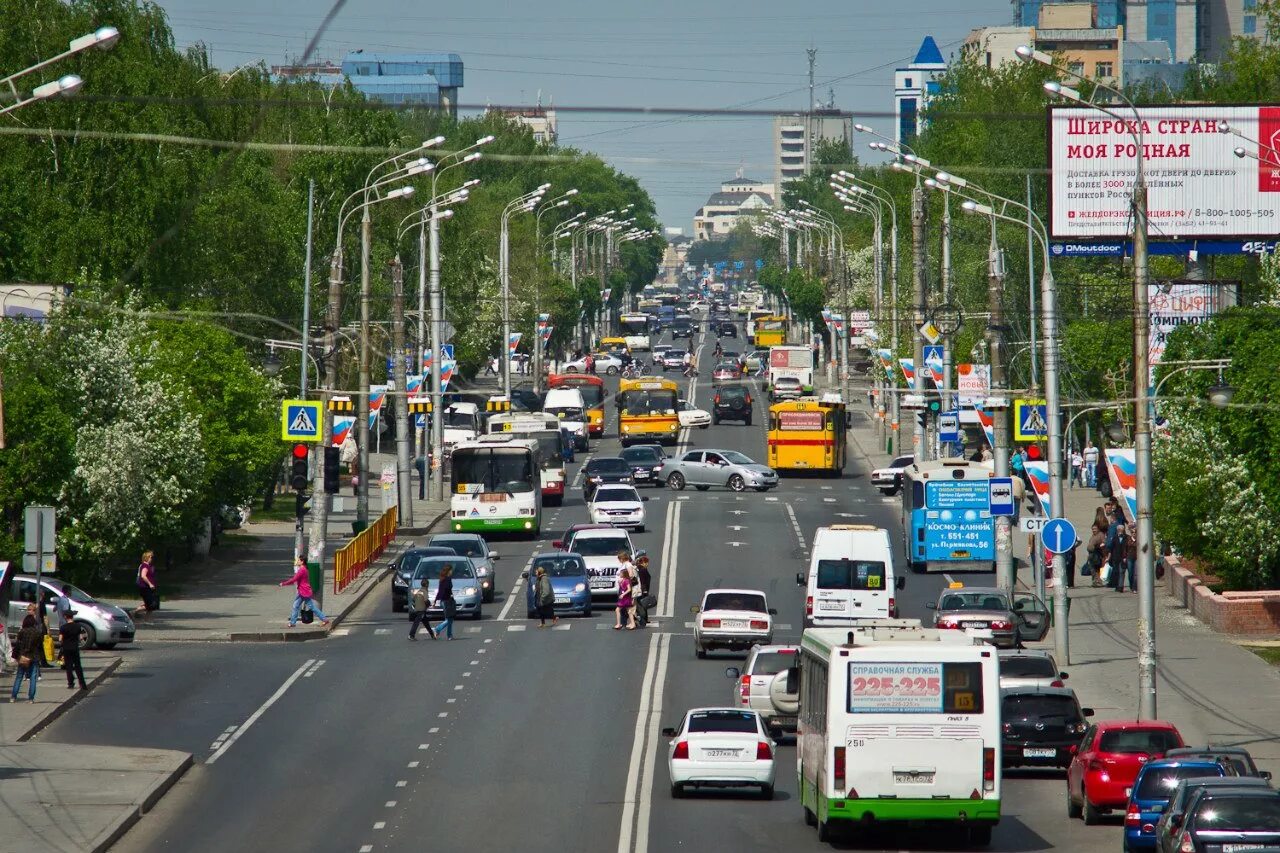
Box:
[1168,787,1280,853]
[741,349,769,373]
[558,526,634,598]
[562,353,622,375]
[1000,686,1093,769]
[1165,746,1272,779]
[677,398,711,429]
[926,585,1049,648]
[662,449,778,493]
[1154,776,1274,853]
[769,376,803,402]
[724,645,800,733]
[7,575,135,650]
[663,708,777,799]
[712,361,742,381]
[391,545,459,611]
[871,454,915,495]
[581,456,634,500]
[711,384,753,425]
[619,445,666,486]
[1124,757,1231,852]
[998,649,1069,689]
[671,319,694,339]
[1067,719,1185,823]
[428,533,500,603]
[402,555,484,620]
[588,484,648,531]
[692,588,776,657]
[715,321,737,338]
[660,349,687,371]
[523,552,592,618]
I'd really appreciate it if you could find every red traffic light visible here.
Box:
[1026,445,1042,461]
[291,443,310,460]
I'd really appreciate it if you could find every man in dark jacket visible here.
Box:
[634,555,653,627]
[59,620,87,690]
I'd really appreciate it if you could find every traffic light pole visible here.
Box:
[306,249,345,609]
[389,255,415,526]
[910,185,929,462]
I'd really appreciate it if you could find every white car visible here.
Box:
[692,588,775,658]
[724,645,801,733]
[871,454,915,495]
[561,527,634,598]
[677,399,711,429]
[563,353,623,375]
[588,484,648,531]
[663,708,777,799]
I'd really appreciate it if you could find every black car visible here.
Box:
[1173,788,1280,852]
[620,445,667,488]
[716,321,737,338]
[582,456,634,499]
[509,386,544,412]
[671,319,694,339]
[390,546,458,611]
[712,383,754,426]
[1000,686,1093,768]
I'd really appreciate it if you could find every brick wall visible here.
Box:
[1164,555,1280,635]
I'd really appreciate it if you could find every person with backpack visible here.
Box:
[281,557,329,628]
[534,566,557,628]
[408,581,435,640]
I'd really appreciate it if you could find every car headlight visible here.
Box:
[590,476,603,483]
[574,583,586,593]
[393,575,407,587]
[463,586,479,596]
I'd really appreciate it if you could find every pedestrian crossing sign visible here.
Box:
[281,400,323,442]
[1013,398,1049,442]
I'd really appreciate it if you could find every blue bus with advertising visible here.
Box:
[900,459,1020,573]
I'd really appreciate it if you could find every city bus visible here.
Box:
[449,434,542,537]
[547,373,606,438]
[901,459,1020,573]
[485,412,566,506]
[746,309,772,345]
[797,622,1001,845]
[617,312,652,352]
[615,377,679,446]
[753,315,787,348]
[766,399,846,476]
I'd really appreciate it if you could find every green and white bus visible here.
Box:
[448,435,542,537]
[797,621,1001,846]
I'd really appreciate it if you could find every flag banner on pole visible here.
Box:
[878,348,894,373]
[368,385,388,429]
[440,357,455,392]
[974,403,996,450]
[406,374,424,395]
[1024,461,1052,517]
[831,313,846,339]
[421,347,433,371]
[332,415,356,447]
[898,358,915,383]
[508,332,523,355]
[820,307,833,329]
[540,325,554,342]
[1104,448,1137,523]
[537,312,551,324]
[601,288,611,302]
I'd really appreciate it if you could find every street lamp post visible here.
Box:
[534,189,579,391]
[500,185,550,397]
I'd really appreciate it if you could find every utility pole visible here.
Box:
[806,47,817,176]
[428,205,446,502]
[1134,172,1156,719]
[940,187,953,416]
[306,249,345,608]
[889,214,900,455]
[911,185,929,462]
[296,179,316,562]
[417,219,428,464]
[987,228,1014,595]
[389,255,414,525]
[500,212,511,398]
[356,209,372,529]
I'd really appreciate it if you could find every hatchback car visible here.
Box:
[1068,720,1185,824]
[428,533,500,603]
[711,384,754,426]
[588,484,648,531]
[391,545,459,611]
[871,454,915,495]
[1000,686,1093,769]
[660,349,688,371]
[724,645,800,733]
[662,449,778,493]
[1155,776,1274,853]
[1169,788,1280,853]
[664,708,777,799]
[692,588,776,658]
[7,575,135,650]
[560,527,634,599]
[582,456,634,500]
[1124,757,1232,851]
[619,445,666,487]
[712,361,742,381]
[401,555,485,620]
[998,649,1069,690]
[523,552,592,618]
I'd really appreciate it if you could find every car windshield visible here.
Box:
[409,558,476,580]
[665,351,686,360]
[750,650,798,676]
[545,406,584,421]
[816,559,887,591]
[688,710,758,734]
[443,411,476,429]
[1098,729,1183,754]
[890,456,914,468]
[589,458,630,474]
[533,556,586,578]
[451,448,535,494]
[619,390,677,416]
[704,592,766,613]
[716,362,738,371]
[720,451,754,466]
[570,535,630,557]
[431,538,485,558]
[1001,656,1058,678]
[1192,796,1280,830]
[1002,694,1082,722]
[593,486,638,503]
[938,591,1010,611]
[1136,766,1224,801]
[621,447,663,464]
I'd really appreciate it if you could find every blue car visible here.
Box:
[524,552,593,618]
[1124,757,1229,851]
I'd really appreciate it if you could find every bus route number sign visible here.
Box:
[847,662,944,713]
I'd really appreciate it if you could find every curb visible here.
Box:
[18,656,124,742]
[87,751,194,853]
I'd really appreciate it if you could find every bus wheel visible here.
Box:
[816,814,835,843]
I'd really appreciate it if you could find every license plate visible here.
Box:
[555,597,570,604]
[1223,846,1271,853]
[479,493,506,503]
[963,621,990,629]
[818,600,845,611]
[721,620,747,629]
[589,579,613,589]
[893,771,935,784]
[1023,747,1057,758]
[634,471,649,478]
[704,748,741,758]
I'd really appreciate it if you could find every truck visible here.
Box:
[768,345,813,390]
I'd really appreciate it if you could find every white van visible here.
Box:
[542,387,589,450]
[796,525,904,628]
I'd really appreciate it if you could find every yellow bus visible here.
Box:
[753,315,787,347]
[615,378,680,446]
[766,398,847,475]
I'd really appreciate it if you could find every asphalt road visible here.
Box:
[38,323,1124,853]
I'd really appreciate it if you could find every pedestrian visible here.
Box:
[1125,523,1138,593]
[415,454,427,501]
[1083,441,1099,488]
[59,619,86,690]
[634,555,653,627]
[433,564,456,640]
[133,550,159,620]
[54,584,75,629]
[1010,448,1026,489]
[280,557,329,628]
[408,580,435,640]
[1062,537,1080,589]
[1085,523,1106,587]
[614,567,636,630]
[484,356,498,376]
[10,614,41,702]
[1070,448,1084,489]
[340,433,357,473]
[585,353,595,375]
[1109,523,1132,592]
[534,566,558,628]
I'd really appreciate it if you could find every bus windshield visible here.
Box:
[528,432,563,466]
[451,449,535,493]
[553,380,604,407]
[619,315,649,334]
[619,390,677,416]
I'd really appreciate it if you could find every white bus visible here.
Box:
[618,313,652,352]
[797,621,1001,846]
[448,435,542,538]
[485,413,566,506]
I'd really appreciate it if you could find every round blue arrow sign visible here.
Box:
[1042,518,1078,554]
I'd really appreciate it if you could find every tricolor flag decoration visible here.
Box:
[820,307,833,329]
[332,416,356,447]
[831,314,846,339]
[421,347,433,372]
[508,332,523,356]
[368,385,388,429]
[1024,461,1052,517]
[539,325,554,343]
[406,374,424,395]
[974,403,996,449]
[1104,448,1137,522]
[899,358,915,383]
[601,288,612,303]
[440,358,455,392]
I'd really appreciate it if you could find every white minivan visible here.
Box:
[542,387,589,450]
[796,525,904,628]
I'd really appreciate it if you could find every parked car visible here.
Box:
[926,585,1050,648]
[712,383,753,426]
[692,588,776,657]
[1168,787,1280,853]
[998,649,1069,690]
[661,449,778,493]
[1000,686,1093,769]
[391,545,459,611]
[1124,756,1234,852]
[769,376,804,402]
[582,455,634,500]
[588,484,648,531]
[677,399,712,429]
[523,552,593,618]
[7,575,135,650]
[871,454,915,495]
[724,645,800,733]
[663,708,777,799]
[401,555,484,621]
[619,444,667,487]
[428,533,500,603]
[1154,776,1274,853]
[562,352,622,375]
[712,361,742,381]
[1067,719,1185,824]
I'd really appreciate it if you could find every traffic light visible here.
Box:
[323,446,341,494]
[294,491,312,519]
[290,443,310,490]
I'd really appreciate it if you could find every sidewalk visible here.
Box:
[0,654,122,743]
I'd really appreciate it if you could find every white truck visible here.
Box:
[767,345,813,390]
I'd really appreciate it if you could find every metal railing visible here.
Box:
[333,505,398,593]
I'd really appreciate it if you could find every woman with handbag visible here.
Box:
[10,615,42,702]
[281,558,329,628]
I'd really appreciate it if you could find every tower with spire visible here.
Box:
[893,36,947,147]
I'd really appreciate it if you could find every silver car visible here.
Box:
[661,449,778,493]
[997,649,1068,689]
[427,533,500,603]
[403,556,484,620]
[7,575,135,650]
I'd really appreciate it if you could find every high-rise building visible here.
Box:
[271,51,463,116]
[772,109,853,192]
[894,36,947,147]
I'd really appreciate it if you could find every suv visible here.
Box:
[725,645,800,733]
[712,383,753,426]
[671,319,693,339]
[1000,686,1093,768]
[582,456,634,500]
[716,321,737,338]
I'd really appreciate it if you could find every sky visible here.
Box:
[153,0,1014,232]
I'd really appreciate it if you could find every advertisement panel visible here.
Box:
[1049,105,1280,239]
[847,662,944,714]
[1148,281,1217,377]
[957,363,990,406]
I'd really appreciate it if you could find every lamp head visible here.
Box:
[565,188,579,196]
[386,186,415,200]
[437,209,455,221]
[462,178,481,189]
[1104,419,1128,443]
[1044,81,1063,97]
[1218,122,1232,134]
[853,123,872,133]
[262,351,283,378]
[1234,146,1248,159]
[961,199,980,213]
[1014,45,1034,62]
[1207,383,1235,408]
[70,26,121,53]
[33,74,83,99]
[463,152,482,163]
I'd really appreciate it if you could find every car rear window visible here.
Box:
[590,458,630,473]
[1099,729,1182,754]
[749,650,798,676]
[1136,766,1224,801]
[533,556,586,578]
[1192,795,1280,830]
[1002,694,1081,722]
[816,559,886,591]
[620,448,661,463]
[704,592,766,613]
[431,538,484,557]
[1000,656,1057,678]
[688,711,758,733]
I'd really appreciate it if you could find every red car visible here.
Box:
[1066,720,1184,824]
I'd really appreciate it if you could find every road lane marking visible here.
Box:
[396,780,407,788]
[633,634,671,853]
[408,761,419,768]
[304,660,326,677]
[429,727,439,733]
[616,631,670,853]
[507,624,526,632]
[385,801,396,808]
[657,500,682,618]
[207,660,315,765]
[373,822,386,830]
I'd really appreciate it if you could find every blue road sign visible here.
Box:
[1041,518,1078,554]
[415,413,426,429]
[938,410,960,443]
[440,344,454,361]
[988,477,1015,516]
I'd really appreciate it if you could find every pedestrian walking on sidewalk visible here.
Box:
[281,558,329,627]
[634,555,653,628]
[614,568,637,630]
[133,550,159,620]
[1109,524,1132,592]
[1086,524,1106,587]
[54,584,75,629]
[59,620,86,690]
[408,583,435,640]
[1070,449,1084,489]
[10,615,41,702]
[1083,441,1099,488]
[433,565,456,640]
[534,566,558,628]
[1124,523,1138,593]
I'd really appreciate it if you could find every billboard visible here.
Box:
[1049,105,1280,239]
[1147,280,1237,383]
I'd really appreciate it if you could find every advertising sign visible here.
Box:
[957,363,990,406]
[923,480,995,562]
[847,662,944,713]
[849,309,871,346]
[1049,105,1280,239]
[1148,282,1222,381]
